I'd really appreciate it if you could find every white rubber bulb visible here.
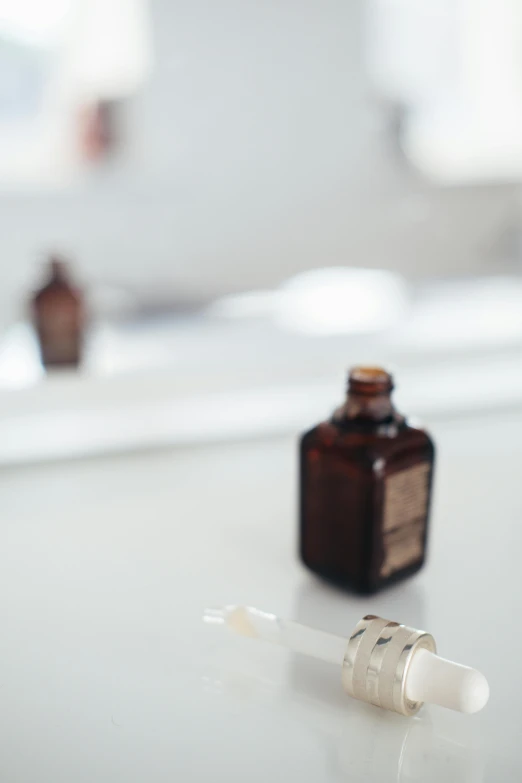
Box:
[405,648,490,714]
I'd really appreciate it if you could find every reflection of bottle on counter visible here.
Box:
[31,257,85,369]
[299,366,435,593]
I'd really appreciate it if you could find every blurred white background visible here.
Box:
[2,0,522,459]
[1,0,522,327]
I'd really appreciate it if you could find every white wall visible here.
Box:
[0,0,517,327]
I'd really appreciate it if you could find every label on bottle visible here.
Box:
[380,463,431,578]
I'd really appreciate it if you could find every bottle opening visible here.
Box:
[348,366,394,396]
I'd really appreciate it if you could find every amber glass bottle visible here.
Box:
[32,258,85,368]
[299,367,435,594]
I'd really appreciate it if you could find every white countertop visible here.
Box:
[1,411,520,782]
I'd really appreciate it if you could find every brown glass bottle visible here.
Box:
[299,367,435,594]
[31,258,85,368]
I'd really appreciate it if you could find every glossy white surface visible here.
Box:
[1,412,520,781]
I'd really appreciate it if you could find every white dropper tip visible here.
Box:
[204,605,347,664]
[405,648,490,714]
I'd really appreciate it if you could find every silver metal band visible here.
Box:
[341,615,436,716]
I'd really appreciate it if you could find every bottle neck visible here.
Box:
[342,391,395,421]
[49,258,69,284]
[334,366,397,423]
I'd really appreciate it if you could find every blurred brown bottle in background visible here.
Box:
[299,367,435,594]
[31,257,85,369]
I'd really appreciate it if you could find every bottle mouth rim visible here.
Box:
[349,366,394,393]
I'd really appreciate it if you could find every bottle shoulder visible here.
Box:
[300,418,434,466]
[33,281,83,305]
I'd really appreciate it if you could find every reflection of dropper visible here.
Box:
[204,606,489,716]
